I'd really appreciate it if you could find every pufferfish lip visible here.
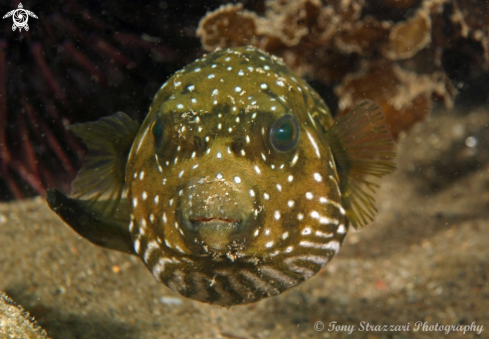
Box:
[191,217,240,223]
[189,217,241,232]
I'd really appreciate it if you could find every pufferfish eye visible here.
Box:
[151,116,164,147]
[270,114,300,152]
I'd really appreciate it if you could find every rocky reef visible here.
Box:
[0,291,50,339]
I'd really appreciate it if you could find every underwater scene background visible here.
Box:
[0,0,488,338]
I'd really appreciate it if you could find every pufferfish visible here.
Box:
[47,46,395,306]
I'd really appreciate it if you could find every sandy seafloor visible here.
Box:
[0,106,488,339]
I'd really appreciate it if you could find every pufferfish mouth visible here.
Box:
[188,216,244,252]
[191,217,240,223]
[189,217,241,231]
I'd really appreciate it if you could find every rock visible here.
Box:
[0,292,50,339]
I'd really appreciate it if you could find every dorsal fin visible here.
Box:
[69,112,139,218]
[325,101,396,229]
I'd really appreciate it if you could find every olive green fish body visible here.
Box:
[127,47,347,304]
[48,46,395,306]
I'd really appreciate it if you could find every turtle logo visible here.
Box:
[3,3,38,32]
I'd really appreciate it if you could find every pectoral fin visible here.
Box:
[69,112,139,218]
[325,101,396,229]
[47,189,136,255]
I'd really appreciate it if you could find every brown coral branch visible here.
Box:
[23,101,77,178]
[63,41,107,85]
[1,168,23,200]
[30,43,66,101]
[0,40,8,151]
[18,111,40,184]
[92,38,132,68]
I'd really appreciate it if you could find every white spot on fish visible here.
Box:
[134,239,141,254]
[337,224,346,234]
[291,153,299,166]
[299,240,340,254]
[315,230,334,238]
[320,217,338,225]
[274,211,281,220]
[307,131,321,158]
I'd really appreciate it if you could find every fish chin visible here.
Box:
[189,218,242,251]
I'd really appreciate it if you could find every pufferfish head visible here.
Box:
[126,46,348,305]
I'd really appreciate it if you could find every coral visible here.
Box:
[335,61,455,138]
[197,0,489,138]
[450,0,489,65]
[382,8,432,60]
[198,4,261,51]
